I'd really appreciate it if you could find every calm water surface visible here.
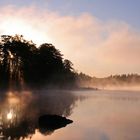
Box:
[1,90,140,140]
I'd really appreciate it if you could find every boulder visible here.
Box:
[38,114,73,132]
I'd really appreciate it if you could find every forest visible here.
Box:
[1,34,140,91]
[0,35,77,90]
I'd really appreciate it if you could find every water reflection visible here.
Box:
[0,90,81,140]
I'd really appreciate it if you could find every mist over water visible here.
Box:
[22,90,140,140]
[100,85,140,91]
[93,83,140,91]
[0,89,140,140]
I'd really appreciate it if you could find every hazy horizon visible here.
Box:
[0,0,140,77]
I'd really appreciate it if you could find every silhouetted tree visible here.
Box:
[38,43,64,82]
[64,59,73,72]
[0,35,76,90]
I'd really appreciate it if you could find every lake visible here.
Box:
[0,90,140,140]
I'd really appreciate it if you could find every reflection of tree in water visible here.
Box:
[0,90,82,140]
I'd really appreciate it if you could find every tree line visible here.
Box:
[77,73,140,88]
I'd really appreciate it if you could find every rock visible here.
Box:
[38,114,73,132]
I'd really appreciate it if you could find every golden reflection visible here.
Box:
[7,111,13,120]
[6,91,20,104]
[0,90,79,140]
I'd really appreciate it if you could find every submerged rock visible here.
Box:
[38,114,73,133]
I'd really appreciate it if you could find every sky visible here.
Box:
[0,0,140,77]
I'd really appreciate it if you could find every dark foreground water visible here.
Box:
[0,90,140,140]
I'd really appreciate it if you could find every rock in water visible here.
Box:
[38,114,73,132]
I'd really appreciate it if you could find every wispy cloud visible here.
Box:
[0,5,140,77]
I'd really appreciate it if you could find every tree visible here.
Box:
[39,43,63,73]
[0,35,76,90]
[0,35,38,89]
[64,59,73,72]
